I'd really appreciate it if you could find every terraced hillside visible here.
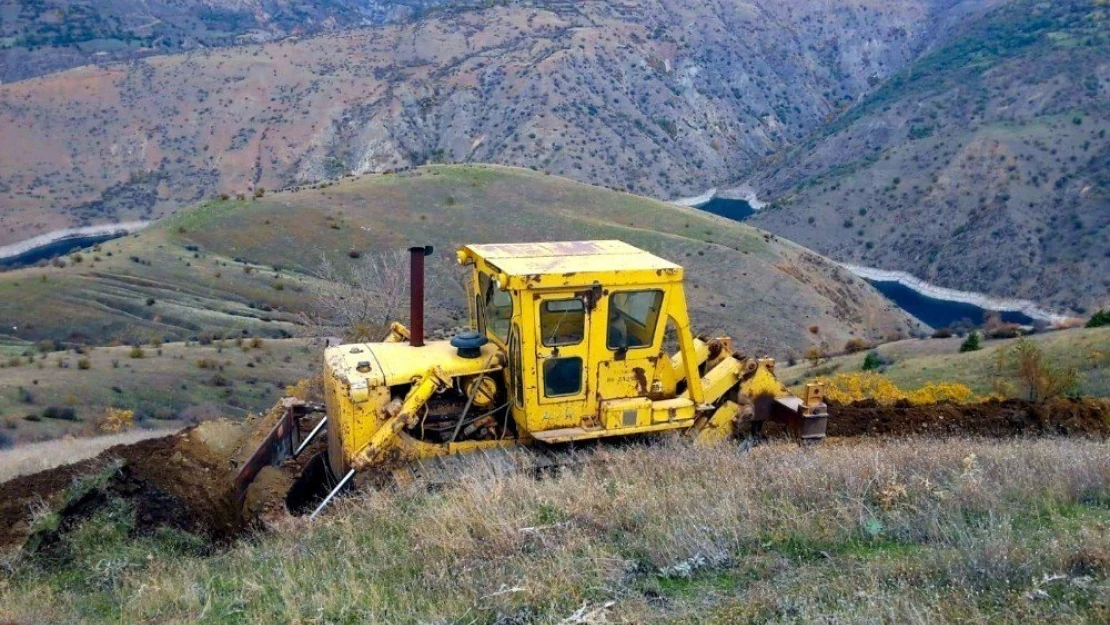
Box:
[749,0,1110,314]
[0,165,921,358]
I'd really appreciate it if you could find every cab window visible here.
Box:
[478,273,513,343]
[607,290,664,350]
[543,357,583,397]
[540,298,585,346]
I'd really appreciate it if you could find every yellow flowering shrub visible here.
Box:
[100,408,135,433]
[814,372,977,405]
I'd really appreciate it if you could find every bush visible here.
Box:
[1006,338,1079,401]
[861,351,885,371]
[804,346,826,367]
[931,327,954,339]
[129,346,145,359]
[196,358,219,369]
[1087,309,1110,328]
[844,338,871,354]
[959,332,981,353]
[77,357,91,370]
[99,408,134,434]
[42,406,78,421]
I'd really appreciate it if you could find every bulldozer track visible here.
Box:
[394,444,572,489]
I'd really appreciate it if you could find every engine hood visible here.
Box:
[325,338,504,390]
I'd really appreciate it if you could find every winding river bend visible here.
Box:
[680,192,1070,328]
[0,221,148,268]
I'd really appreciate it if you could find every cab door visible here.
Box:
[533,292,591,429]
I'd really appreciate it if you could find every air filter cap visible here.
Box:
[450,331,488,359]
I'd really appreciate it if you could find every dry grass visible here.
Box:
[2,436,1108,623]
[0,428,173,483]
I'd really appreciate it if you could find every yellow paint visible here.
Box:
[693,401,741,446]
[320,240,825,475]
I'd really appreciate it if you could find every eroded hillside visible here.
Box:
[0,0,996,246]
[0,0,472,82]
[749,0,1110,314]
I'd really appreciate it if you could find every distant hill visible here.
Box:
[0,0,472,83]
[0,0,998,246]
[748,0,1110,315]
[0,165,921,358]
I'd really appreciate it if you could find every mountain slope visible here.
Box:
[0,0,472,83]
[748,0,1110,314]
[0,0,997,247]
[0,165,921,357]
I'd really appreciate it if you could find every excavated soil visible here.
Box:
[0,422,243,554]
[828,397,1110,438]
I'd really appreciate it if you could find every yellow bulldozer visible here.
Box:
[236,241,828,517]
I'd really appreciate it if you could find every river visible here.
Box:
[0,222,147,268]
[685,198,1065,328]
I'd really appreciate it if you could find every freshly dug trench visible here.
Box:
[0,422,245,554]
[828,397,1110,438]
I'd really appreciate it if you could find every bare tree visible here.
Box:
[304,249,410,342]
[302,246,474,342]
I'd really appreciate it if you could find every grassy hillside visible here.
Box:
[2,437,1108,622]
[0,165,920,359]
[0,338,318,446]
[750,0,1110,314]
[781,327,1110,398]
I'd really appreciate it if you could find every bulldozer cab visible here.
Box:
[458,241,707,440]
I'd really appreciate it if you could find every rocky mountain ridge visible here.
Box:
[0,0,475,83]
[746,0,1109,313]
[0,0,994,239]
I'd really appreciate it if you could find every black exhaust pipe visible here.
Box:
[408,245,433,347]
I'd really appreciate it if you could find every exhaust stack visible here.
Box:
[408,245,433,347]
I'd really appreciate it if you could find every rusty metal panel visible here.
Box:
[233,404,300,505]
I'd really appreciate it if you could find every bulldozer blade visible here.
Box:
[234,399,307,505]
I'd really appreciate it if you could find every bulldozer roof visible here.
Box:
[461,240,683,290]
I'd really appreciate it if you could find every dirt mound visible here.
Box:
[0,423,245,554]
[828,397,1110,438]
